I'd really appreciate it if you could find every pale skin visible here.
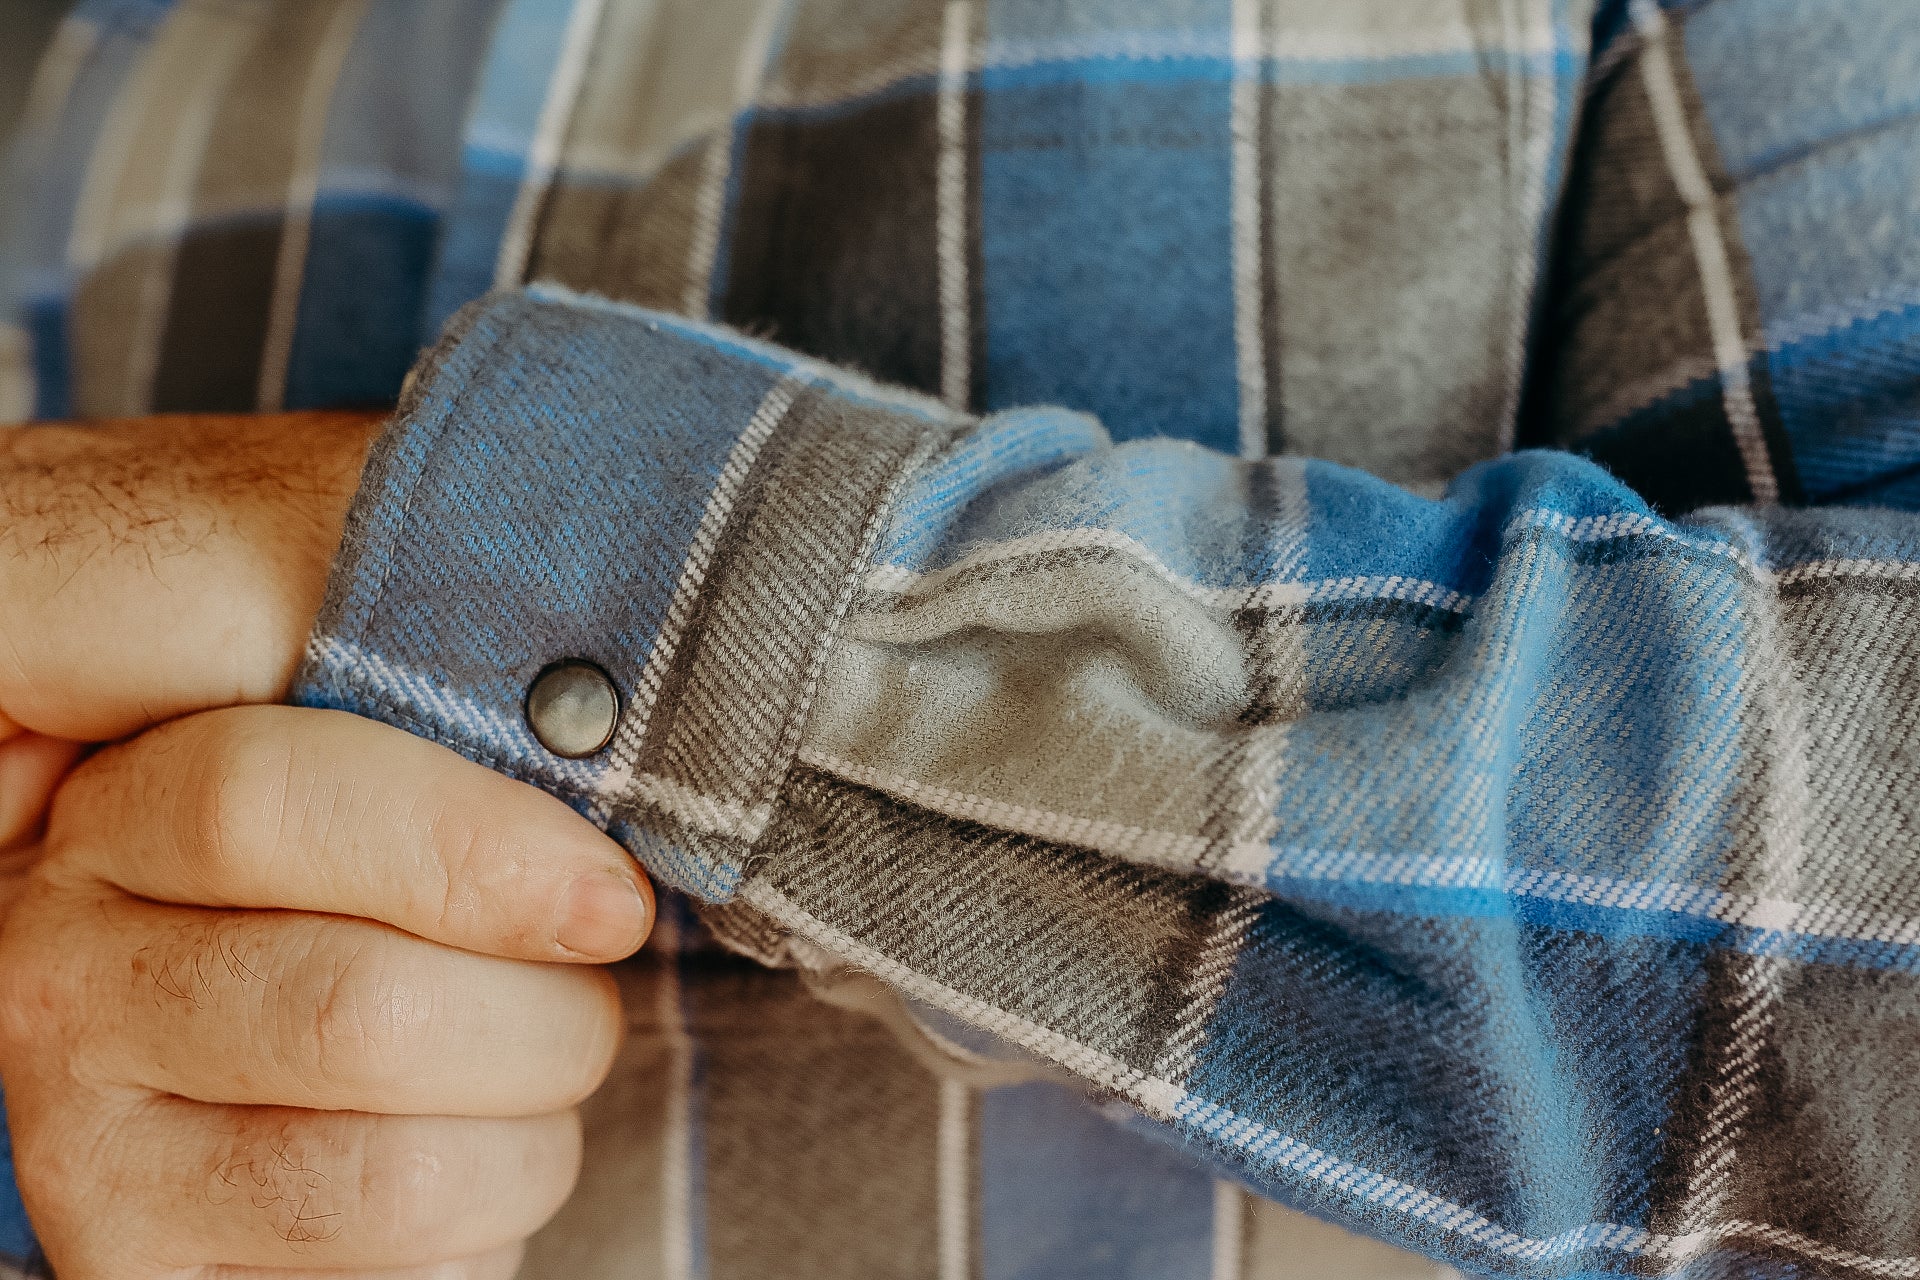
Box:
[0,413,655,1279]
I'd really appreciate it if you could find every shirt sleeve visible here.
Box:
[295,281,1920,1278]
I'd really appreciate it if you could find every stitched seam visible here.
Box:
[315,672,561,791]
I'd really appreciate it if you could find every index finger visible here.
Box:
[43,706,652,963]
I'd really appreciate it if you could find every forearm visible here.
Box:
[296,284,1920,1275]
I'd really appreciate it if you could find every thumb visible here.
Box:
[0,411,381,741]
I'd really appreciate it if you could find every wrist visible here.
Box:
[0,410,382,740]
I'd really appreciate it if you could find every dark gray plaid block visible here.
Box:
[1528,10,1803,511]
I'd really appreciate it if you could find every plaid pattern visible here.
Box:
[426,0,1589,486]
[5,0,1920,1277]
[302,286,1920,1278]
[1526,0,1920,512]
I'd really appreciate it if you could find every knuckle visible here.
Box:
[359,1132,458,1244]
[521,971,624,1115]
[425,810,488,938]
[361,1117,545,1262]
[359,1115,578,1258]
[425,806,539,952]
[207,1110,353,1252]
[537,1108,587,1213]
[185,715,295,898]
[14,1096,144,1267]
[39,739,129,860]
[0,875,104,1059]
[291,935,439,1098]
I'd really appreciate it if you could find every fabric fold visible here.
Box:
[298,283,1920,1278]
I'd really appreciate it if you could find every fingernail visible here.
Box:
[554,871,651,959]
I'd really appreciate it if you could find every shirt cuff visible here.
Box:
[292,285,963,898]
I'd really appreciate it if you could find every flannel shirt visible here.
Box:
[4,1,1920,1278]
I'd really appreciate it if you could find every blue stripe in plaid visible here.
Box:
[978,75,1240,449]
[419,0,582,339]
[286,194,442,408]
[286,0,497,405]
[1764,301,1920,503]
[980,1082,1217,1280]
[973,48,1580,91]
[1260,876,1920,974]
[1190,914,1704,1262]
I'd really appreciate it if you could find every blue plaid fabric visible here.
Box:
[5,1,1920,1277]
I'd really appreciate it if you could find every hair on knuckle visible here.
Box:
[131,914,268,1014]
[206,1114,346,1251]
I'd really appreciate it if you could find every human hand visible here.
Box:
[0,411,380,858]
[0,703,653,1278]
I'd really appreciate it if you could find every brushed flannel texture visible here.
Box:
[298,283,1920,1277]
[5,0,1920,1277]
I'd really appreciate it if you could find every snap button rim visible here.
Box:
[524,658,621,759]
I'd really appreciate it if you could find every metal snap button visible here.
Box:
[525,660,619,758]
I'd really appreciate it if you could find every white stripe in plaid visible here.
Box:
[1628,0,1777,504]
